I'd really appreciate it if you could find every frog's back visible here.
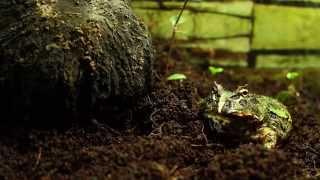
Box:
[258,95,292,138]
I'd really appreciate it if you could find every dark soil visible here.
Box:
[0,47,319,179]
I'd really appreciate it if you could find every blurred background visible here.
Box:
[132,0,320,68]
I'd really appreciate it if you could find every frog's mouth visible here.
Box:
[227,111,262,123]
[231,112,256,118]
[225,112,263,131]
[226,110,259,120]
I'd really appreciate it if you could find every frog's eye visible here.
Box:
[239,89,249,96]
[269,111,278,120]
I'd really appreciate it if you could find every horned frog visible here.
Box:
[200,82,292,149]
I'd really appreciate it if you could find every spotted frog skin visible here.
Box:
[200,82,292,149]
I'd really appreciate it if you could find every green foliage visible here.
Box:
[167,73,187,81]
[286,71,300,80]
[276,81,298,103]
[208,66,224,75]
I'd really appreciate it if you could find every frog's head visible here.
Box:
[218,84,262,120]
[201,82,233,112]
[203,82,260,119]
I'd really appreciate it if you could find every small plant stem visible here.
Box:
[166,0,189,63]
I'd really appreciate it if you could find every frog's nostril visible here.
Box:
[225,101,231,109]
[239,99,247,106]
[221,100,231,113]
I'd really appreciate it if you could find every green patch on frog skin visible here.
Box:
[269,106,288,119]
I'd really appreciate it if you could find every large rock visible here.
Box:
[0,0,153,126]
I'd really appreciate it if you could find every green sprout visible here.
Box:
[286,71,300,80]
[167,73,187,81]
[208,66,224,76]
[277,71,302,103]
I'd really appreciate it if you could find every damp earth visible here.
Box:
[0,47,319,179]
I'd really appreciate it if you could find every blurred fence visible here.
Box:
[132,0,320,68]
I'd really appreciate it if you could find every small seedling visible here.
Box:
[167,73,187,81]
[286,71,300,80]
[286,71,302,91]
[277,71,302,103]
[208,66,224,76]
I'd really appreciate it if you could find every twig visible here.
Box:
[150,109,161,124]
[169,165,179,175]
[0,162,14,174]
[305,145,320,156]
[91,118,121,136]
[167,0,190,61]
[296,143,320,156]
[144,95,153,106]
[191,143,223,148]
[191,123,224,148]
[33,147,42,170]
[149,122,165,137]
[201,123,208,145]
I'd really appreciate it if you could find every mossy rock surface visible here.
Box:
[0,0,154,126]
